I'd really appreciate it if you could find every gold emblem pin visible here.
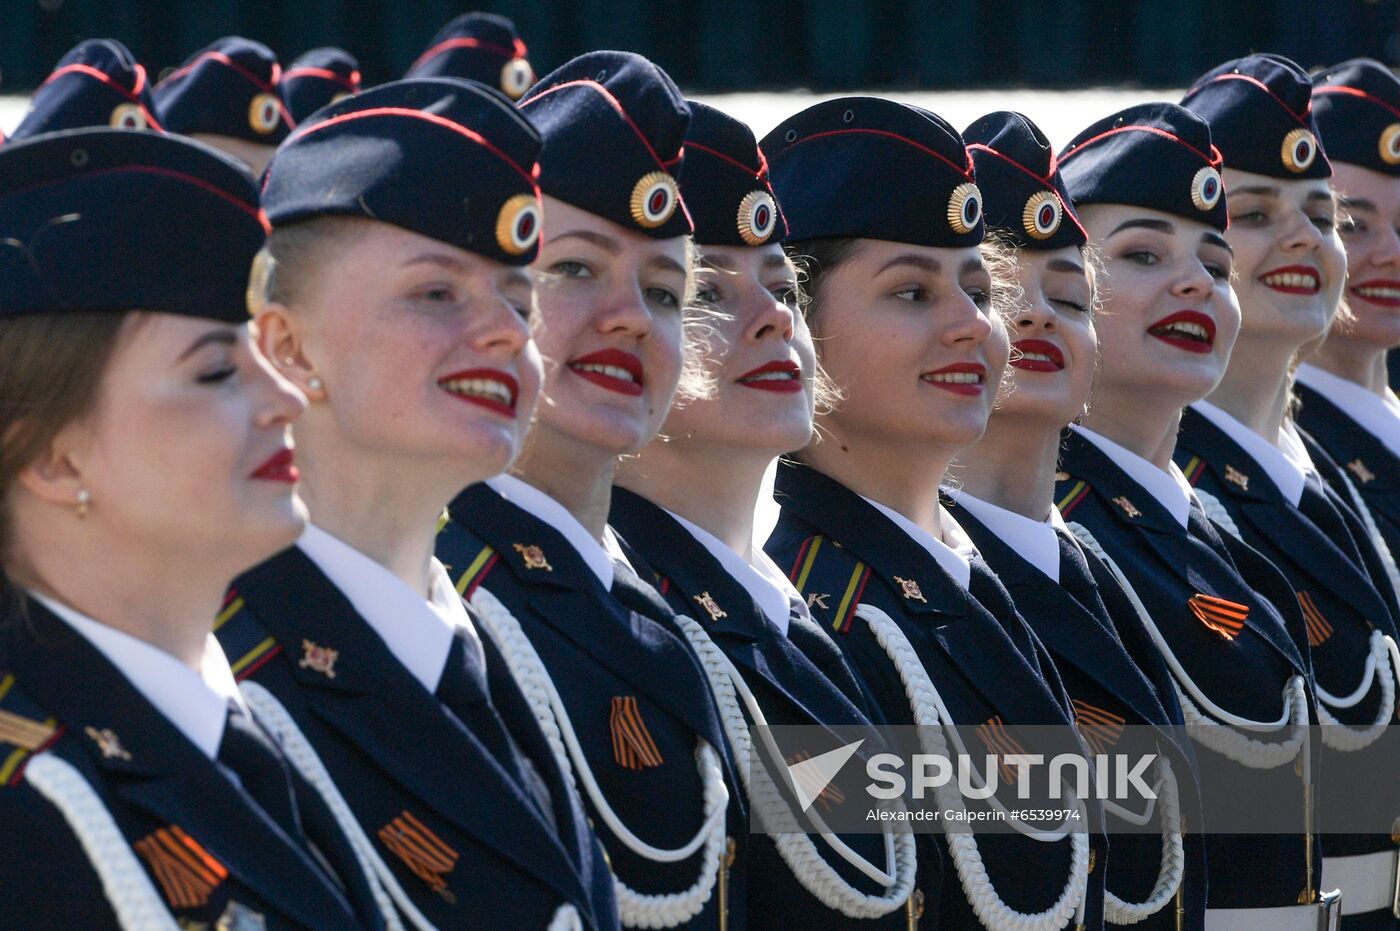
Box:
[693,592,727,622]
[1112,496,1142,519]
[85,726,131,761]
[806,592,831,611]
[892,576,927,603]
[1224,465,1249,490]
[1347,459,1376,485]
[513,543,552,571]
[298,639,339,679]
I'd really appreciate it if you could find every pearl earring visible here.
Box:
[308,376,323,392]
[75,488,91,519]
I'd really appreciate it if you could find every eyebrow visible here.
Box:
[1339,196,1377,212]
[1045,258,1086,276]
[875,254,941,276]
[1231,184,1280,198]
[646,254,688,277]
[404,251,470,272]
[1202,232,1234,254]
[1305,190,1336,205]
[546,229,621,254]
[178,328,237,361]
[1106,217,1175,237]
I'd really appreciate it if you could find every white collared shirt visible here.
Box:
[1072,425,1196,528]
[486,474,633,589]
[1191,401,1314,507]
[666,508,794,636]
[861,496,977,589]
[296,523,484,694]
[32,592,245,760]
[1297,363,1400,460]
[948,488,1068,583]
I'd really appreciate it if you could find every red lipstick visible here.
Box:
[1349,279,1400,309]
[568,348,644,397]
[1147,310,1216,354]
[736,359,802,393]
[1009,339,1065,372]
[920,362,987,396]
[437,368,519,418]
[251,448,298,483]
[1257,265,1321,295]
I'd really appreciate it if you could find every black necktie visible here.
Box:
[1299,473,1365,563]
[218,703,302,840]
[436,628,556,830]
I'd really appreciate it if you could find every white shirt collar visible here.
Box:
[486,474,632,588]
[1297,363,1400,460]
[860,495,976,589]
[665,508,794,636]
[947,488,1065,583]
[1191,401,1313,507]
[1073,425,1196,528]
[31,592,244,759]
[296,523,482,694]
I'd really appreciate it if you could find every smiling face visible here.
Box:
[74,315,307,574]
[810,239,1008,456]
[1077,204,1240,408]
[996,245,1097,428]
[268,218,542,484]
[529,196,689,457]
[660,243,812,456]
[1220,169,1346,348]
[1332,161,1400,351]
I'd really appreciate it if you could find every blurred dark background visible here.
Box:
[1,0,1397,92]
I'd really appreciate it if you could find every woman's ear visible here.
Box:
[15,425,90,512]
[256,303,324,399]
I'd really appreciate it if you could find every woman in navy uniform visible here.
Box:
[1174,55,1400,929]
[945,109,1207,930]
[406,11,535,101]
[434,52,746,930]
[759,96,1106,931]
[9,38,163,138]
[608,99,933,928]
[215,80,618,931]
[0,129,391,930]
[1051,101,1332,928]
[1297,59,1400,581]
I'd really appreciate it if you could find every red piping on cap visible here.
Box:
[10,164,261,220]
[409,36,525,73]
[1059,124,1223,170]
[41,63,165,131]
[1314,84,1400,122]
[157,51,296,129]
[684,140,765,179]
[284,105,540,188]
[1188,72,1313,125]
[282,66,361,91]
[778,127,973,179]
[966,142,1087,241]
[520,78,682,171]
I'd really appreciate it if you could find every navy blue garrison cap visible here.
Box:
[154,37,292,144]
[282,47,361,125]
[1059,103,1228,232]
[761,97,982,247]
[520,51,692,239]
[11,39,162,140]
[262,78,543,266]
[1313,59,1400,176]
[1181,54,1329,179]
[407,12,535,101]
[0,129,265,322]
[679,101,785,247]
[965,111,1085,250]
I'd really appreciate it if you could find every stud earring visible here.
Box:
[308,376,323,392]
[75,488,91,519]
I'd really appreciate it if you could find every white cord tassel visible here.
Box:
[239,681,410,931]
[1333,463,1400,601]
[24,753,181,931]
[855,602,1090,931]
[470,586,728,929]
[670,611,918,918]
[1192,489,1242,542]
[1101,757,1185,925]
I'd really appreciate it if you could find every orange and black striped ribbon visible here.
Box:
[1187,593,1248,640]
[378,810,459,898]
[609,695,665,770]
[975,715,1030,784]
[1297,591,1334,647]
[133,826,229,909]
[1071,698,1126,756]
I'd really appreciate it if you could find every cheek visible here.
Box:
[646,316,686,392]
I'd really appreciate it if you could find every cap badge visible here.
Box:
[737,189,778,246]
[1224,465,1250,490]
[513,543,553,571]
[1380,124,1400,166]
[693,591,728,622]
[495,193,541,256]
[1023,190,1062,240]
[1190,167,1223,212]
[947,182,982,235]
[892,576,927,603]
[85,726,132,761]
[109,103,147,131]
[1112,496,1142,519]
[298,639,339,679]
[1347,458,1376,485]
[500,58,535,101]
[1281,128,1317,174]
[248,93,281,136]
[630,171,679,229]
